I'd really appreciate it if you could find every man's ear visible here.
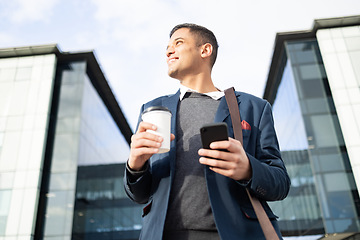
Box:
[201,43,213,59]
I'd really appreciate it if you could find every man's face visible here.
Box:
[166,28,202,80]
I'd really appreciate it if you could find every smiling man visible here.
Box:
[124,23,290,240]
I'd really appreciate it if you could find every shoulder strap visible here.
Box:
[224,87,280,240]
[224,87,243,145]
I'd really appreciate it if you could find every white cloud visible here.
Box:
[0,32,17,46]
[6,0,59,24]
[2,0,359,128]
[87,0,360,128]
[90,0,177,53]
[92,0,171,23]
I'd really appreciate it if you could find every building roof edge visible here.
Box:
[0,44,61,58]
[0,43,133,144]
[263,15,360,103]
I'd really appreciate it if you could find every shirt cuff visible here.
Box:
[126,161,149,182]
[238,178,252,188]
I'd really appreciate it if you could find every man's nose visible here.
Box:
[166,46,175,57]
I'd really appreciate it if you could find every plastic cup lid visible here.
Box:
[142,106,172,115]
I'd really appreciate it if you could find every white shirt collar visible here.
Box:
[179,84,224,101]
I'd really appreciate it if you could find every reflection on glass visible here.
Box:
[0,132,3,147]
[78,74,129,166]
[15,67,32,81]
[0,68,16,82]
[72,164,142,239]
[0,190,11,235]
[44,60,133,239]
[273,60,308,151]
[270,39,360,235]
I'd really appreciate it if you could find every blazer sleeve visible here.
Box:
[123,104,153,204]
[245,101,290,201]
[124,162,152,204]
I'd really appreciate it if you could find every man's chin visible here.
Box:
[168,70,178,79]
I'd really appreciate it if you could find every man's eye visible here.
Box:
[176,41,183,45]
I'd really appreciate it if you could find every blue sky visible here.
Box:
[0,0,359,131]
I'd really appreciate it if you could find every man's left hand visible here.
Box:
[198,138,252,181]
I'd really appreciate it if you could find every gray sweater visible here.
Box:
[164,92,221,233]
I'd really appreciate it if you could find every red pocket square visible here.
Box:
[241,120,251,130]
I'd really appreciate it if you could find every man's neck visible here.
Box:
[179,72,218,93]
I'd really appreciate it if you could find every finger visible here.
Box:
[198,148,232,161]
[208,166,233,178]
[200,157,243,180]
[131,138,162,149]
[131,146,159,156]
[210,138,242,153]
[209,139,231,151]
[170,134,176,141]
[199,157,231,169]
[132,131,163,143]
[137,121,157,133]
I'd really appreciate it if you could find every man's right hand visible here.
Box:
[128,122,175,171]
[128,122,162,171]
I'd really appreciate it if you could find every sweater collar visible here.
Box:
[179,84,224,101]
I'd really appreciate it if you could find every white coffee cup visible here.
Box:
[141,106,172,153]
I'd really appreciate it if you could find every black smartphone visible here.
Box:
[200,122,229,149]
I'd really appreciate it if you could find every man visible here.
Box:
[124,23,290,240]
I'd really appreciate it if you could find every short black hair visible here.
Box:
[170,23,219,68]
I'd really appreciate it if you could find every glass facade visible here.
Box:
[269,39,360,236]
[0,54,57,238]
[0,48,135,239]
[270,56,323,236]
[42,60,133,239]
[72,164,142,240]
[317,26,360,203]
[42,61,86,239]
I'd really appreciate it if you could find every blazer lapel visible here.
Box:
[161,90,180,175]
[214,91,241,123]
[214,96,229,123]
[161,90,180,134]
[214,92,248,148]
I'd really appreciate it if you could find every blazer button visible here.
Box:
[256,186,266,195]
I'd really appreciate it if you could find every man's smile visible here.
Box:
[167,57,178,65]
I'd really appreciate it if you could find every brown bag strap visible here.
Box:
[224,87,280,240]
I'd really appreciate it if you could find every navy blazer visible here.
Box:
[124,90,290,240]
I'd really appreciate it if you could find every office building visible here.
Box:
[0,44,141,239]
[264,15,360,239]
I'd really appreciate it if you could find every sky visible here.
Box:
[0,0,359,132]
